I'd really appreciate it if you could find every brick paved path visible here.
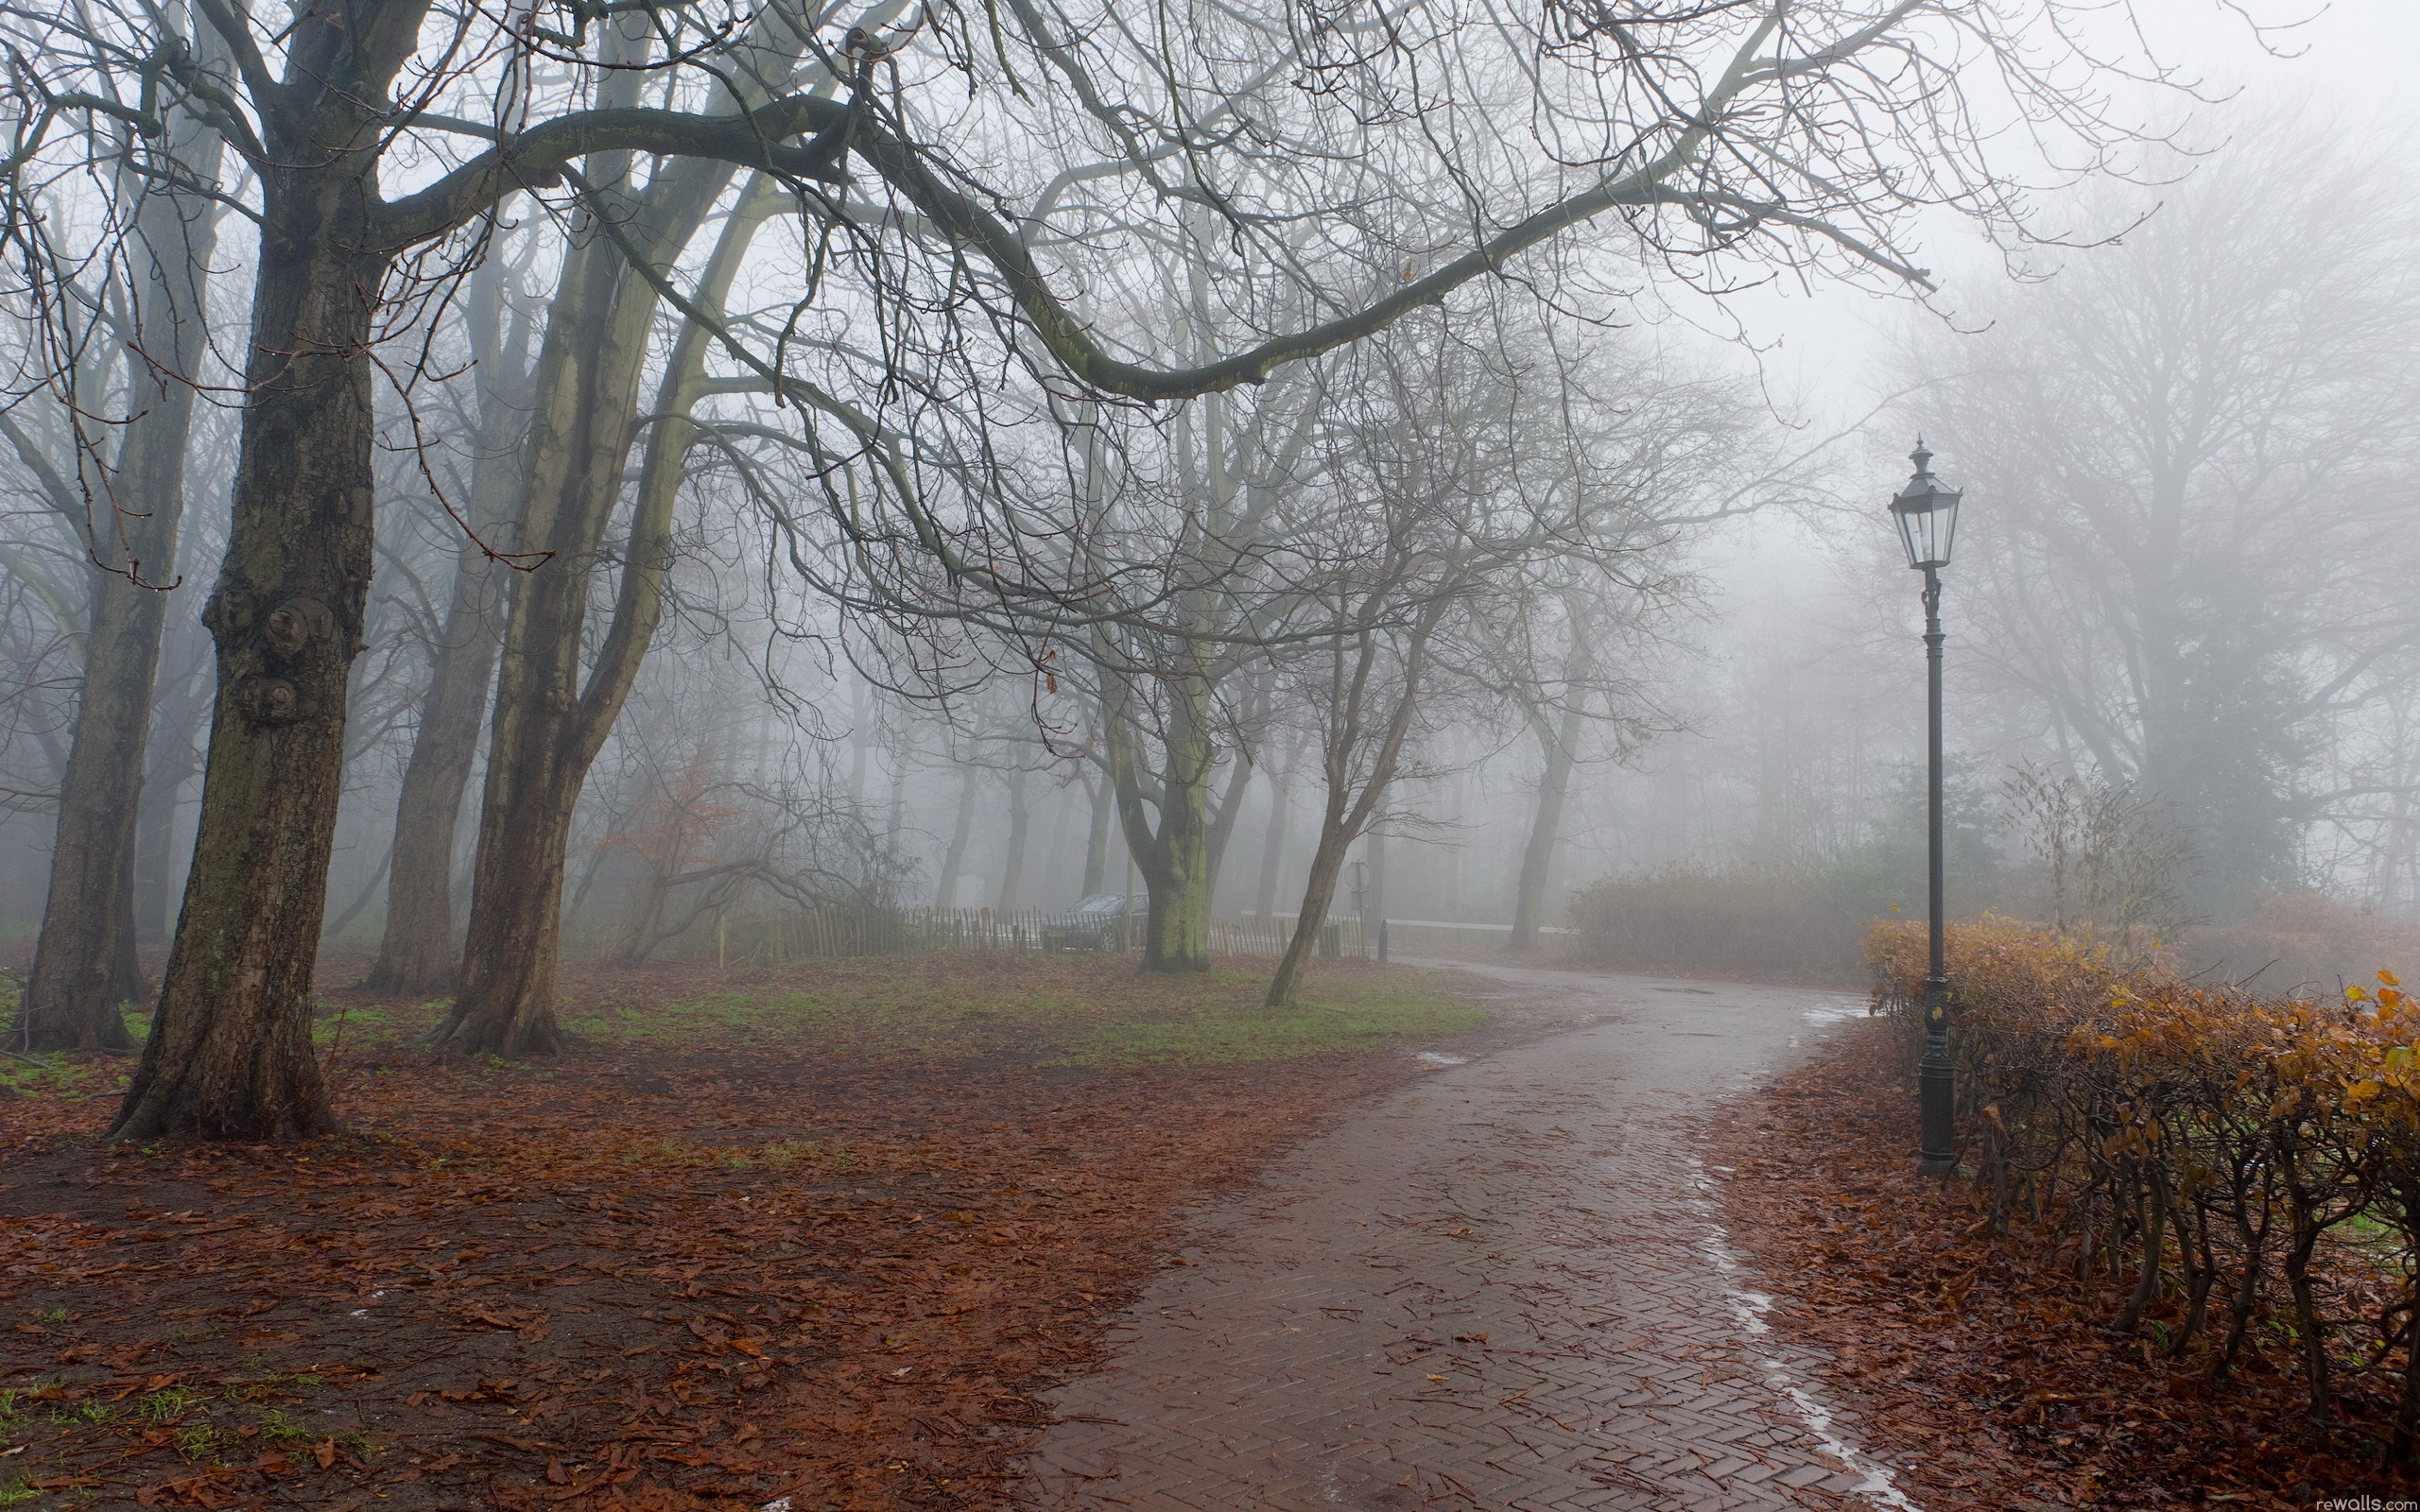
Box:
[1017,962,1921,1512]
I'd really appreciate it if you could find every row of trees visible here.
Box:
[0,0,2204,1137]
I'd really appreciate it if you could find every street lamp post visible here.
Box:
[1891,440,1963,1177]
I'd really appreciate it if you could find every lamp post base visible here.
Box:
[1917,1010,1955,1175]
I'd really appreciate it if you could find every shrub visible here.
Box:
[2171,891,2420,998]
[1565,867,1869,982]
[1870,917,2420,1454]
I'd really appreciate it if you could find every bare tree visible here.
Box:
[2004,762,2199,954]
[12,50,229,1048]
[1907,113,2420,915]
[0,0,2199,1130]
[365,239,540,994]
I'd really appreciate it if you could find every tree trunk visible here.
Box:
[111,143,394,1139]
[19,117,226,1052]
[1203,741,1255,911]
[1253,744,1291,921]
[938,765,978,908]
[1081,768,1113,896]
[134,662,208,945]
[440,158,768,1056]
[1266,794,1357,1008]
[1367,829,1388,929]
[996,768,1030,913]
[363,544,502,993]
[1112,668,1217,973]
[1508,701,1582,952]
[1265,615,1441,1007]
[367,262,528,994]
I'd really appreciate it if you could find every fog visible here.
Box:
[3,0,2416,1074]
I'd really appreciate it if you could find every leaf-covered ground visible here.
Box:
[0,952,1491,1511]
[1711,1016,2411,1511]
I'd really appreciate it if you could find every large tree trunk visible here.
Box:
[366,263,528,995]
[1508,701,1582,953]
[1109,666,1218,973]
[18,117,226,1052]
[439,160,769,1057]
[441,219,657,1055]
[112,130,396,1138]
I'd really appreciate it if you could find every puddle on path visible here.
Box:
[1685,1151,1924,1511]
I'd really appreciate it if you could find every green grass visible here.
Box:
[571,982,1069,1056]
[0,1477,42,1507]
[1063,978,1484,1065]
[312,1005,394,1047]
[559,960,1486,1068]
[251,1407,312,1445]
[132,1388,197,1423]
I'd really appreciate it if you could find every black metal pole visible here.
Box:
[1917,564,1956,1175]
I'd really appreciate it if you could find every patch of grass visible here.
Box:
[555,956,1490,1068]
[312,1005,393,1046]
[132,1388,198,1422]
[172,1420,217,1459]
[0,1477,42,1508]
[0,1047,129,1101]
[578,987,992,1055]
[251,1407,312,1445]
[1064,979,1484,1066]
[33,1309,64,1324]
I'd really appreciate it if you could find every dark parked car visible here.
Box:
[1048,893,1147,952]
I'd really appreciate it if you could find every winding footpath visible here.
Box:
[1018,961,1919,1512]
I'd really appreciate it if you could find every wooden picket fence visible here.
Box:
[708,906,1368,965]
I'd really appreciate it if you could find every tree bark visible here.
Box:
[19,109,226,1052]
[1108,664,1218,972]
[111,29,408,1135]
[366,260,529,995]
[439,159,770,1056]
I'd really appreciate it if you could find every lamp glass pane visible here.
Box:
[1911,500,1942,566]
[1893,501,1924,569]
